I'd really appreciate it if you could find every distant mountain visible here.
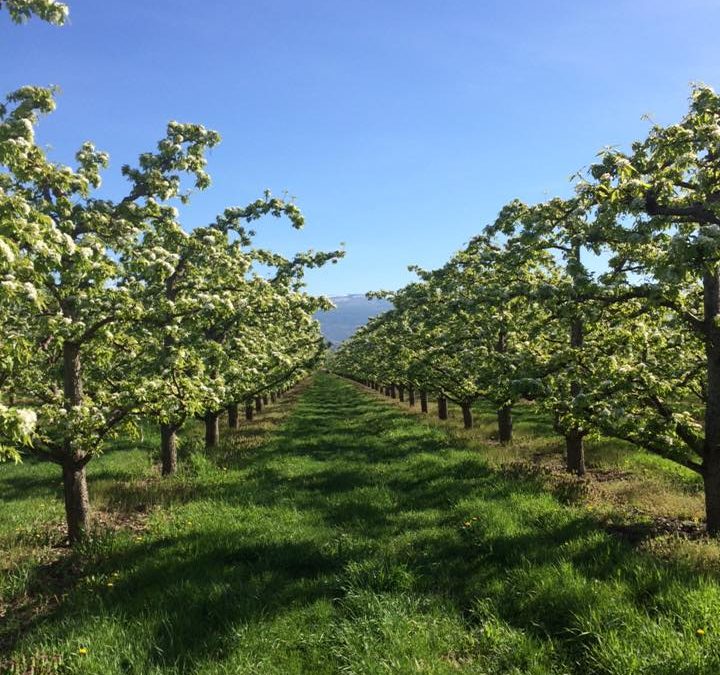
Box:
[315,294,392,346]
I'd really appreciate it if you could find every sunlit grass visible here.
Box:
[2,375,720,673]
[371,387,706,522]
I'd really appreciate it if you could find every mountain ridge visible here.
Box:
[315,294,392,346]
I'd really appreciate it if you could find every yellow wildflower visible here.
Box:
[697,628,706,636]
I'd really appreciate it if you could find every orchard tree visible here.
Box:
[379,289,433,407]
[0,87,76,461]
[127,194,331,470]
[487,197,619,472]
[0,86,221,543]
[363,307,414,398]
[223,291,330,425]
[0,0,68,454]
[330,320,388,387]
[582,84,720,532]
[387,271,485,426]
[197,241,339,446]
[333,235,551,438]
[434,234,553,437]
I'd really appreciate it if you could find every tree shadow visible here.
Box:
[4,374,719,672]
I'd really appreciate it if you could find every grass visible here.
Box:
[378,391,706,524]
[2,374,720,672]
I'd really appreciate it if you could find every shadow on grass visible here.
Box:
[4,375,720,673]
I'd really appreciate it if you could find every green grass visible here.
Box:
[3,374,720,673]
[380,392,706,523]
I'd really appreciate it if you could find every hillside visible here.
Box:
[315,294,392,346]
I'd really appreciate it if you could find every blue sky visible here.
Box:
[3,0,720,296]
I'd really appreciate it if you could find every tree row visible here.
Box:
[0,84,340,543]
[331,85,720,535]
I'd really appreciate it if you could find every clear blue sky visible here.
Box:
[4,0,720,296]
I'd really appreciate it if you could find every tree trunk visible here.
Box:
[255,396,262,412]
[461,401,473,429]
[63,461,90,544]
[704,455,720,535]
[63,341,83,405]
[245,402,254,421]
[398,385,405,402]
[227,404,239,430]
[438,396,448,420]
[62,341,90,544]
[408,387,415,406]
[390,384,397,399]
[160,423,178,475]
[565,315,586,475]
[262,394,269,405]
[157,273,181,475]
[420,390,428,413]
[205,411,220,448]
[271,392,277,403]
[565,429,585,475]
[495,330,513,443]
[498,405,513,444]
[704,268,720,534]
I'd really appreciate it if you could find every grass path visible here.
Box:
[3,374,720,673]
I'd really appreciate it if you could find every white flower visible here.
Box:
[16,408,37,436]
[62,233,76,254]
[0,239,15,263]
[23,282,38,302]
[18,118,35,140]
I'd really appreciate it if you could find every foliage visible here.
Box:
[0,0,68,24]
[0,85,341,542]
[330,84,720,531]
